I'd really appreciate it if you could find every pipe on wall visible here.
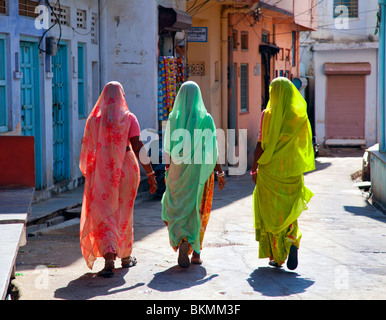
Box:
[379,0,386,152]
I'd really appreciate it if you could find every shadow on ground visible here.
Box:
[54,268,145,300]
[147,265,218,292]
[247,267,314,297]
[344,205,386,224]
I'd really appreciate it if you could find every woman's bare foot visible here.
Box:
[191,251,203,265]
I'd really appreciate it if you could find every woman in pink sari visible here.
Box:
[79,81,157,277]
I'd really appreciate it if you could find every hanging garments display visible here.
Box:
[158,56,184,122]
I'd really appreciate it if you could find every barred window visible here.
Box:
[50,4,70,26]
[333,0,358,18]
[91,13,98,44]
[240,64,248,112]
[19,0,38,18]
[241,32,248,51]
[77,9,86,29]
[0,0,7,14]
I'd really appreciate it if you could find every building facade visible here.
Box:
[0,0,102,193]
[187,0,317,167]
[300,0,379,148]
[0,0,188,195]
[0,0,318,195]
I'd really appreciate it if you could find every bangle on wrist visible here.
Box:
[146,171,155,176]
[250,169,257,175]
[216,171,225,177]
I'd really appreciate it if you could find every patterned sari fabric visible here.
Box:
[253,77,315,265]
[167,172,215,254]
[79,82,140,269]
[162,81,217,255]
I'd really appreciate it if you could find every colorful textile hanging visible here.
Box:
[176,57,184,92]
[158,56,184,121]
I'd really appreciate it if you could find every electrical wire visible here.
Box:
[38,0,62,53]
[189,0,211,16]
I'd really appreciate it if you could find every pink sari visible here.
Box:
[79,81,140,269]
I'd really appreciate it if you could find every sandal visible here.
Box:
[286,245,298,270]
[178,241,190,268]
[121,256,137,268]
[268,260,282,268]
[97,260,115,278]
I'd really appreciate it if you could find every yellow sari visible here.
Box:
[253,77,315,266]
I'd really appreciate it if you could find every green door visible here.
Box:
[20,41,43,189]
[52,44,70,182]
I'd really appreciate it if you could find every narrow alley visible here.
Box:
[12,149,386,300]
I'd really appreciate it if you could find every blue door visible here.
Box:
[52,44,70,182]
[20,41,43,189]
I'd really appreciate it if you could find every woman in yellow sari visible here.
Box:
[251,77,315,270]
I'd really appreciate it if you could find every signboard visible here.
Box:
[187,27,208,42]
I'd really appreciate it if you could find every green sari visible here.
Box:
[161,81,217,254]
[253,77,315,265]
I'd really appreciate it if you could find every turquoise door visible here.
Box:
[52,44,70,182]
[20,41,43,189]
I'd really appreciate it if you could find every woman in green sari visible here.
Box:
[251,77,315,270]
[162,81,225,268]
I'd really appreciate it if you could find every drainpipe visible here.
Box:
[98,0,107,90]
[379,0,386,152]
[221,7,233,133]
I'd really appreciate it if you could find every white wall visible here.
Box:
[311,0,379,42]
[101,0,158,132]
[301,0,379,147]
[313,43,378,147]
[0,0,101,188]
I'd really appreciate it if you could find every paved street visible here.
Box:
[13,150,386,300]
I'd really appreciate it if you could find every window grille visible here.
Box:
[77,9,86,29]
[188,62,205,76]
[0,0,6,14]
[241,32,248,50]
[262,32,269,44]
[50,4,69,26]
[19,0,38,18]
[91,13,98,44]
[333,0,358,18]
[240,64,248,112]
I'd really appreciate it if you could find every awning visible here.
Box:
[324,62,371,75]
[259,43,281,56]
[159,6,192,32]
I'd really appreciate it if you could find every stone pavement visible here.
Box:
[13,152,386,300]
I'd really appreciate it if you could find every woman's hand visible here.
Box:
[148,174,157,194]
[218,176,225,191]
[251,170,257,184]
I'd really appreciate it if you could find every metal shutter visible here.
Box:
[326,75,365,140]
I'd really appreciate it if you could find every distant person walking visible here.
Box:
[251,77,315,270]
[79,81,157,277]
[162,81,225,268]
